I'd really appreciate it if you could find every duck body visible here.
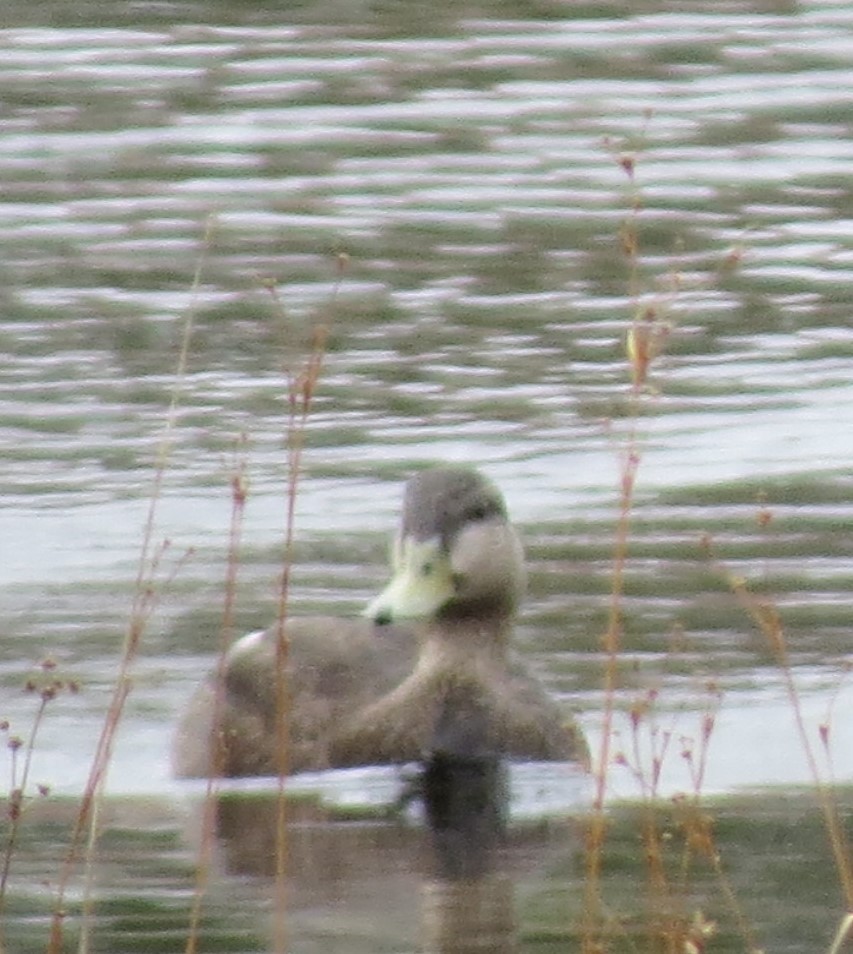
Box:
[328,615,585,768]
[173,617,417,776]
[172,466,588,778]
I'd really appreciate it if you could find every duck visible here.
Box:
[172,465,588,778]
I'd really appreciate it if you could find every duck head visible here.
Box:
[364,466,526,626]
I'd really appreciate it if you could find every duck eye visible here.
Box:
[467,503,489,522]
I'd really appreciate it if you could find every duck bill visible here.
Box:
[364,537,455,623]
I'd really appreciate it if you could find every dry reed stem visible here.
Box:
[583,131,727,953]
[264,254,344,954]
[42,217,213,954]
[673,690,760,954]
[722,568,853,908]
[582,139,649,951]
[184,443,249,954]
[673,699,751,947]
[0,665,64,954]
[182,246,343,954]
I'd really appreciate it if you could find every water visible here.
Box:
[2,0,853,950]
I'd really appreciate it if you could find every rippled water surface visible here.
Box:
[2,0,853,950]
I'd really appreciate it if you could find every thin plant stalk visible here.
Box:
[582,134,682,950]
[0,678,56,940]
[725,573,853,907]
[44,217,212,954]
[582,145,648,950]
[266,255,344,954]
[184,446,249,954]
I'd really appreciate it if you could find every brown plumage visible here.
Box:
[172,465,588,778]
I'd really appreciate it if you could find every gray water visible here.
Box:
[2,1,853,950]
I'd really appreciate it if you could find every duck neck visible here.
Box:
[417,610,513,672]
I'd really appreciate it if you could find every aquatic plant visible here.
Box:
[578,132,853,954]
[0,657,70,949]
[182,253,343,954]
